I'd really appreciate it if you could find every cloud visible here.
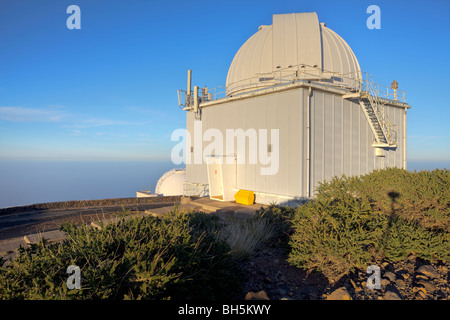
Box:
[70,129,84,136]
[66,118,147,129]
[95,132,128,138]
[409,135,439,140]
[0,106,68,122]
[127,106,176,120]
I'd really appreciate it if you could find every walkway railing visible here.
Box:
[202,64,406,103]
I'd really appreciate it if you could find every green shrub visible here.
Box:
[0,210,241,300]
[288,194,386,282]
[287,168,450,283]
[316,168,450,232]
[381,215,450,263]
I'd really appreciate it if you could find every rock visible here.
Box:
[415,274,428,281]
[416,265,440,279]
[264,277,272,284]
[350,279,362,293]
[416,280,436,293]
[417,290,427,299]
[407,254,416,261]
[326,287,352,300]
[383,271,396,282]
[395,279,406,289]
[245,290,270,300]
[308,291,320,300]
[413,286,427,295]
[381,278,390,288]
[271,287,288,296]
[384,290,402,300]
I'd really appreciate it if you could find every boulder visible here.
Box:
[383,271,396,282]
[416,265,440,279]
[245,290,270,300]
[326,287,352,300]
[384,290,402,300]
[416,280,436,293]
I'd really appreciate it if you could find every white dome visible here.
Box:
[155,169,186,196]
[226,12,361,96]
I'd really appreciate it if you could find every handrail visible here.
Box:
[363,72,398,145]
[201,64,406,103]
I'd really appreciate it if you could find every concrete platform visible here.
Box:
[24,229,67,244]
[0,236,27,260]
[90,212,147,230]
[181,196,266,219]
[144,203,203,217]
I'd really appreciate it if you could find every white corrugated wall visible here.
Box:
[185,86,405,200]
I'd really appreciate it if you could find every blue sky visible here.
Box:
[0,0,449,163]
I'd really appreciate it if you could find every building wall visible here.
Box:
[309,90,406,197]
[185,86,406,202]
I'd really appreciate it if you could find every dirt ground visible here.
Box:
[237,243,449,300]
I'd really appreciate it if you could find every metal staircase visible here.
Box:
[344,73,397,148]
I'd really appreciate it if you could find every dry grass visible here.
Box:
[216,217,276,259]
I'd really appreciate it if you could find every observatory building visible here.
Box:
[178,12,411,205]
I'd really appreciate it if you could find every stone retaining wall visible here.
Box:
[0,196,181,216]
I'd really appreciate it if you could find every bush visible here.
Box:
[288,193,386,282]
[316,168,450,232]
[287,168,450,283]
[0,210,241,300]
[381,215,450,263]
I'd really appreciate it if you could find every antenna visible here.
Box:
[391,80,398,101]
[193,86,199,113]
[187,69,192,100]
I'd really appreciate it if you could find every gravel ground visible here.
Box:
[238,244,450,300]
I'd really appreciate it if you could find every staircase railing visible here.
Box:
[359,73,397,146]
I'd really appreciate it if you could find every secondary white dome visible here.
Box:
[155,169,186,196]
[226,12,361,96]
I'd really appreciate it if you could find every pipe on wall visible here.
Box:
[403,106,407,170]
[306,87,312,198]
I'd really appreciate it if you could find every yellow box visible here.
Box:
[234,190,254,205]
